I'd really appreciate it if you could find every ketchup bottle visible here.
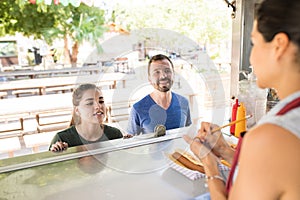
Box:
[230,99,239,135]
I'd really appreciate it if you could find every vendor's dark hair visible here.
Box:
[148,54,174,75]
[255,0,300,50]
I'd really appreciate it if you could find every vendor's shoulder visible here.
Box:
[244,123,299,151]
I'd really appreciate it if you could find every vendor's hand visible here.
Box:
[50,141,68,152]
[123,134,133,139]
[197,122,231,159]
[183,135,219,169]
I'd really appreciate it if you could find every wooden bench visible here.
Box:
[12,89,40,97]
[36,110,71,133]
[0,117,24,139]
[95,81,116,89]
[0,137,21,158]
[0,91,8,99]
[23,131,57,153]
[43,81,115,95]
[45,85,75,94]
[0,66,103,80]
[106,103,131,123]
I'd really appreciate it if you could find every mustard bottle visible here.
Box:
[235,102,246,138]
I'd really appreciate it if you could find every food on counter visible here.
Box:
[171,151,205,174]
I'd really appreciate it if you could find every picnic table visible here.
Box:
[0,88,138,118]
[0,66,102,79]
[0,73,135,97]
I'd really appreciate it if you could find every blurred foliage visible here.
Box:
[0,0,55,38]
[0,0,106,66]
[0,0,106,44]
[112,0,232,50]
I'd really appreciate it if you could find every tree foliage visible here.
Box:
[0,0,106,67]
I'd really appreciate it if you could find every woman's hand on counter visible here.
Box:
[50,141,68,152]
[123,134,133,139]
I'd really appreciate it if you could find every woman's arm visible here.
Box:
[202,154,228,200]
[229,124,300,200]
[183,135,228,200]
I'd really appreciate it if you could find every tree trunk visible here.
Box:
[71,42,79,68]
[63,35,71,67]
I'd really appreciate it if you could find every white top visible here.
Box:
[257,91,300,139]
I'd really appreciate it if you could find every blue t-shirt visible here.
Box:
[127,92,192,135]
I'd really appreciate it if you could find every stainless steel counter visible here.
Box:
[0,127,209,200]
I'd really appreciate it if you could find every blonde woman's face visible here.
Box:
[75,89,106,124]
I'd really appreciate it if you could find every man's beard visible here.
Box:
[154,78,173,92]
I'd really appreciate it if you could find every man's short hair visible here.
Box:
[148,54,174,75]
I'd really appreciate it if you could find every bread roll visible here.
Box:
[171,152,205,174]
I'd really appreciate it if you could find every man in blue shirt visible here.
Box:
[127,54,192,135]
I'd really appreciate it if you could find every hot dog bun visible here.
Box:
[171,151,205,174]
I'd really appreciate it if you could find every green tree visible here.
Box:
[0,0,56,37]
[41,3,107,67]
[0,0,106,67]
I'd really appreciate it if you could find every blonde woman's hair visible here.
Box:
[69,83,100,126]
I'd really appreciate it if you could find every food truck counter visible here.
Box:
[0,127,211,200]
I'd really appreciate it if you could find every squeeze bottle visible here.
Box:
[235,102,246,138]
[230,99,239,135]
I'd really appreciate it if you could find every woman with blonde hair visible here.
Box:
[50,83,123,152]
